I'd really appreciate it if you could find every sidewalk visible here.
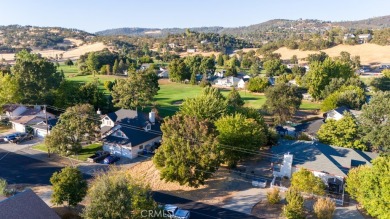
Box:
[222,187,267,215]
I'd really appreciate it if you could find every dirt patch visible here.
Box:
[158,79,173,85]
[126,160,255,206]
[251,200,284,219]
[52,205,84,219]
[292,109,322,123]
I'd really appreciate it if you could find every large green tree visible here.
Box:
[226,88,244,110]
[359,91,390,153]
[305,58,354,100]
[153,114,221,187]
[111,70,159,109]
[263,58,286,76]
[215,114,267,168]
[11,50,64,104]
[318,112,366,150]
[263,83,303,124]
[180,87,227,121]
[247,77,270,92]
[83,169,161,219]
[0,74,21,106]
[168,58,190,82]
[345,157,390,219]
[321,85,365,112]
[50,167,87,207]
[45,104,100,155]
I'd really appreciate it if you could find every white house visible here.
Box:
[158,70,169,78]
[343,33,355,41]
[215,70,226,78]
[101,109,162,159]
[30,118,58,138]
[214,76,241,87]
[325,106,361,121]
[2,104,27,119]
[237,79,247,89]
[8,106,55,133]
[358,34,372,44]
[168,43,176,48]
[187,48,196,53]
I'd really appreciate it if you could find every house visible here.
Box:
[158,70,169,78]
[168,43,176,48]
[30,118,58,138]
[271,140,378,204]
[9,106,55,133]
[294,119,324,140]
[343,33,355,41]
[100,109,162,159]
[325,106,361,121]
[215,70,226,78]
[214,76,241,87]
[1,104,27,119]
[0,189,60,219]
[237,79,247,89]
[140,63,151,71]
[302,93,313,101]
[358,34,372,44]
[187,48,196,53]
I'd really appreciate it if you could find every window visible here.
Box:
[145,124,151,131]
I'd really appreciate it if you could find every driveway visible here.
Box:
[0,138,42,153]
[222,188,267,215]
[333,205,365,219]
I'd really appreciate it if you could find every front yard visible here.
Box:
[32,143,102,162]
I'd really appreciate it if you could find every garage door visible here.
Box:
[36,130,46,138]
[103,144,132,159]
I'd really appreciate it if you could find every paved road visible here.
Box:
[153,192,262,219]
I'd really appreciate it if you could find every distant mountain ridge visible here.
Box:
[95,15,390,37]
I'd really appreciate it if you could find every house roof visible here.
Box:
[10,115,42,125]
[2,104,24,112]
[106,109,138,123]
[30,118,58,131]
[0,189,60,219]
[271,140,378,177]
[295,119,324,137]
[327,106,361,118]
[104,125,161,147]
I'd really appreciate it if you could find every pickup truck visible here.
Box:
[10,133,33,144]
[87,151,110,163]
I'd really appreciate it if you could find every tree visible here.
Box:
[247,77,270,92]
[168,59,190,82]
[113,59,119,74]
[305,58,354,100]
[215,114,267,168]
[291,168,326,195]
[111,70,159,109]
[190,71,197,85]
[12,50,64,104]
[0,74,21,106]
[217,53,224,66]
[359,91,390,152]
[79,80,107,109]
[50,167,87,207]
[65,58,74,66]
[0,178,8,196]
[180,87,227,121]
[314,198,336,219]
[371,77,390,91]
[290,55,298,64]
[307,52,329,63]
[267,188,281,204]
[249,61,261,76]
[345,157,390,219]
[263,83,302,124]
[83,169,160,219]
[86,52,99,75]
[226,88,244,109]
[320,85,365,112]
[225,66,237,77]
[283,189,305,219]
[263,59,286,76]
[45,104,100,155]
[153,115,221,187]
[317,112,366,150]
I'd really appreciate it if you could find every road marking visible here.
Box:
[0,151,10,161]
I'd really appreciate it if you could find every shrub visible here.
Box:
[283,188,305,219]
[0,178,7,196]
[297,133,311,141]
[291,168,326,195]
[314,198,336,219]
[267,188,281,204]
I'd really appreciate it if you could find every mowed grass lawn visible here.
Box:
[32,143,103,162]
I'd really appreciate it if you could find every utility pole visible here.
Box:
[44,105,50,158]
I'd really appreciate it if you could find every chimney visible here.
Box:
[149,111,155,124]
[97,108,101,115]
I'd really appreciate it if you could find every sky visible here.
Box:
[0,0,389,33]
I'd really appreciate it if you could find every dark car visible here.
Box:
[87,151,110,163]
[103,155,120,164]
[10,133,33,144]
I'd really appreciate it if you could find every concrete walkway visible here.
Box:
[333,205,365,219]
[222,188,267,215]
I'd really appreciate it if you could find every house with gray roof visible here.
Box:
[325,106,361,121]
[271,140,377,202]
[100,109,162,159]
[0,189,60,219]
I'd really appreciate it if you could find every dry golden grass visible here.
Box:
[179,51,220,57]
[125,160,254,206]
[274,44,390,65]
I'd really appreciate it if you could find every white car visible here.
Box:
[163,204,190,219]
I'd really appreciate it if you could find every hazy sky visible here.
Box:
[1,0,389,32]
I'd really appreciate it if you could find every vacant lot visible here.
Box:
[274,44,390,65]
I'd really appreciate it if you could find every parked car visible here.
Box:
[162,204,190,219]
[87,151,110,163]
[103,155,120,164]
[10,133,33,144]
[4,133,21,142]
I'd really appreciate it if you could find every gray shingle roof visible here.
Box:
[0,189,60,219]
[106,109,138,123]
[271,140,378,177]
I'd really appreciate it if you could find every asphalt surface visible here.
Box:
[153,192,262,219]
